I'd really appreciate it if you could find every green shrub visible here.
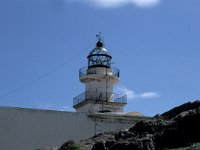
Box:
[58,140,80,150]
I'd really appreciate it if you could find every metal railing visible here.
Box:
[73,91,127,106]
[79,67,120,78]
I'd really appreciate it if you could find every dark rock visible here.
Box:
[115,131,135,140]
[105,140,116,148]
[142,137,155,150]
[77,100,200,150]
[126,142,141,150]
[129,120,172,134]
[109,143,127,150]
[161,100,200,119]
[155,110,200,149]
[91,141,106,150]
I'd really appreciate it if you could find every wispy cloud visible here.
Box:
[73,0,161,8]
[115,85,159,101]
[35,103,75,112]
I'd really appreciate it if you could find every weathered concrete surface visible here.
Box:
[0,107,94,150]
[0,107,148,150]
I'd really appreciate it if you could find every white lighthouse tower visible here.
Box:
[73,34,127,113]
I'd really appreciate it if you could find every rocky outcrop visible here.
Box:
[155,107,200,149]
[161,100,200,119]
[79,100,200,150]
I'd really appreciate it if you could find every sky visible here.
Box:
[0,0,200,116]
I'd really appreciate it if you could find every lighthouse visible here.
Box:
[73,34,127,113]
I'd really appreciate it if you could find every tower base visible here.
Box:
[73,100,126,113]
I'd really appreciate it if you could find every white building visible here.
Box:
[0,35,148,150]
[73,34,127,113]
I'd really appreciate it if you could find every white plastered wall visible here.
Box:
[0,107,147,150]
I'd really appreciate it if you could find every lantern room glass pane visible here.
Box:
[88,47,112,68]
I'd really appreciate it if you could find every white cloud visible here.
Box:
[116,86,137,99]
[73,0,161,8]
[115,85,159,101]
[139,92,159,98]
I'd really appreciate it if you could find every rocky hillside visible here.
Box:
[160,100,200,120]
[57,100,200,150]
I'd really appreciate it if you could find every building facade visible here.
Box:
[0,107,149,150]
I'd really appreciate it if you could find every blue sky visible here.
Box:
[0,0,200,116]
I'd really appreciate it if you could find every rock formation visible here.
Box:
[77,100,200,150]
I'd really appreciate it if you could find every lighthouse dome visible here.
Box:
[87,40,112,69]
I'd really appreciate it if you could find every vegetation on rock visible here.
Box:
[58,140,80,150]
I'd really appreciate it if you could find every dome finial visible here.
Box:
[96,32,103,41]
[96,32,104,48]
